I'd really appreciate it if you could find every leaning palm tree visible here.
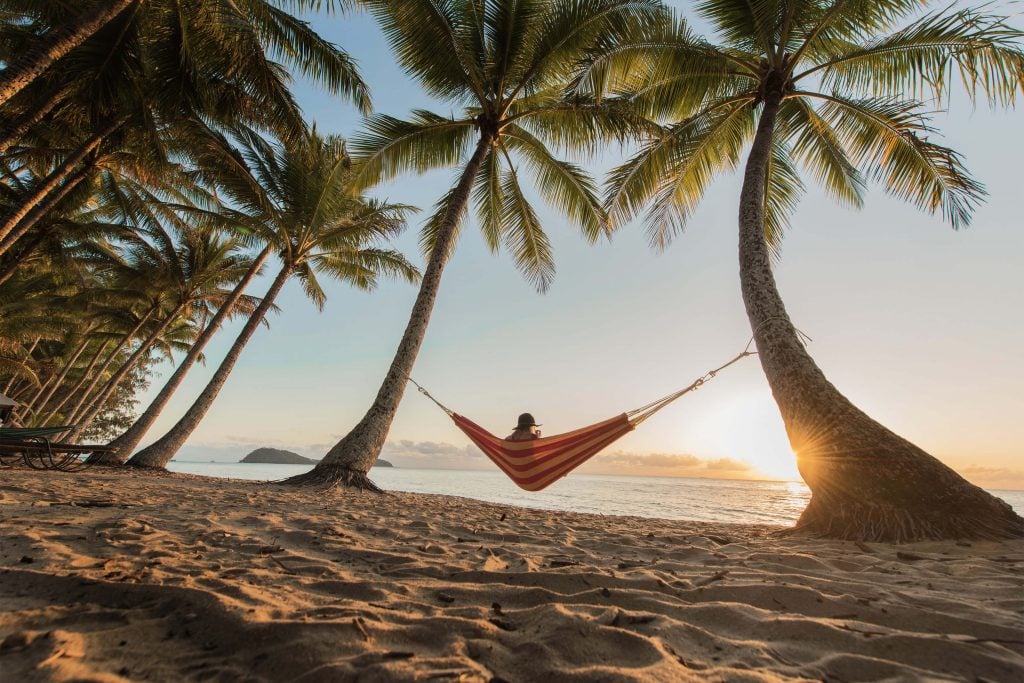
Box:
[0,0,137,107]
[285,0,662,490]
[88,229,264,463]
[63,225,251,439]
[0,0,371,264]
[584,1,1024,541]
[0,0,370,110]
[128,129,418,469]
[97,246,268,462]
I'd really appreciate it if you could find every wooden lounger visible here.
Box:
[0,427,117,471]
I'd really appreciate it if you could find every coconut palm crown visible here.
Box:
[580,0,1024,541]
[588,0,1024,245]
[126,127,420,469]
[352,0,664,289]
[286,0,665,489]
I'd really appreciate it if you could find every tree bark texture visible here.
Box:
[284,135,493,490]
[70,304,182,441]
[738,88,1024,542]
[0,0,137,107]
[0,117,119,249]
[128,264,293,469]
[99,246,271,463]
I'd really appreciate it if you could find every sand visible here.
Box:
[0,467,1021,682]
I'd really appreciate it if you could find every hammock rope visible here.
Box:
[627,346,755,425]
[406,336,771,491]
[407,377,455,416]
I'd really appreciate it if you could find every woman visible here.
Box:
[506,413,541,441]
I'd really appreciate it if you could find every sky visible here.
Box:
[137,2,1024,489]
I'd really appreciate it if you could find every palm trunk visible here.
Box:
[285,135,493,490]
[97,246,271,464]
[26,337,90,424]
[0,86,65,155]
[41,339,111,425]
[128,263,293,469]
[3,336,38,394]
[69,304,182,441]
[0,117,120,248]
[7,334,41,404]
[0,0,137,107]
[0,224,54,285]
[0,165,90,260]
[63,308,154,427]
[18,373,57,423]
[738,86,1023,542]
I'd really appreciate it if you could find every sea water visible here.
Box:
[167,461,1024,527]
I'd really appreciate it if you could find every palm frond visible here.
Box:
[502,123,608,242]
[349,111,476,191]
[498,148,554,293]
[250,2,372,113]
[802,6,1024,106]
[779,97,865,207]
[763,139,805,260]
[472,146,505,252]
[604,96,755,247]
[368,0,487,102]
[807,91,984,228]
[510,93,662,155]
[419,175,469,261]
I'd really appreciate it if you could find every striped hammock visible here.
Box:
[409,347,755,492]
[452,413,635,491]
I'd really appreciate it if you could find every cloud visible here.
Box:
[379,439,486,469]
[374,440,754,479]
[172,443,253,463]
[957,465,1024,490]
[224,434,287,446]
[579,450,753,478]
[172,436,757,480]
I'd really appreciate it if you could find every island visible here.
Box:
[240,447,392,467]
[241,448,316,464]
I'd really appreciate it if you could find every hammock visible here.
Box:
[410,348,754,491]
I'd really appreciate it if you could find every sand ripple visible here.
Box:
[0,467,1021,681]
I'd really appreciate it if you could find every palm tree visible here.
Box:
[585,1,1024,541]
[128,129,418,469]
[0,0,137,107]
[0,0,370,264]
[96,245,269,462]
[285,0,662,490]
[66,226,254,440]
[0,0,370,111]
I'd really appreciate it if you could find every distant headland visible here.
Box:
[240,447,392,467]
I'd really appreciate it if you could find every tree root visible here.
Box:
[126,461,164,471]
[276,464,384,493]
[787,491,1024,543]
[84,452,125,466]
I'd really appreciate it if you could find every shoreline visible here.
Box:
[1,466,1022,681]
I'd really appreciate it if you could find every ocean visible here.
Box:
[167,461,1024,527]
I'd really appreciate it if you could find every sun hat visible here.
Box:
[515,413,541,429]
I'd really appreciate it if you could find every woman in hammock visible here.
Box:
[506,413,541,441]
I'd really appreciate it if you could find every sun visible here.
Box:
[694,389,802,482]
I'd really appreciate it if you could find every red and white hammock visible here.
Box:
[409,349,753,491]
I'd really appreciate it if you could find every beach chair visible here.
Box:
[0,426,116,472]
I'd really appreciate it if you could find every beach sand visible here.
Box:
[1,467,1021,682]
